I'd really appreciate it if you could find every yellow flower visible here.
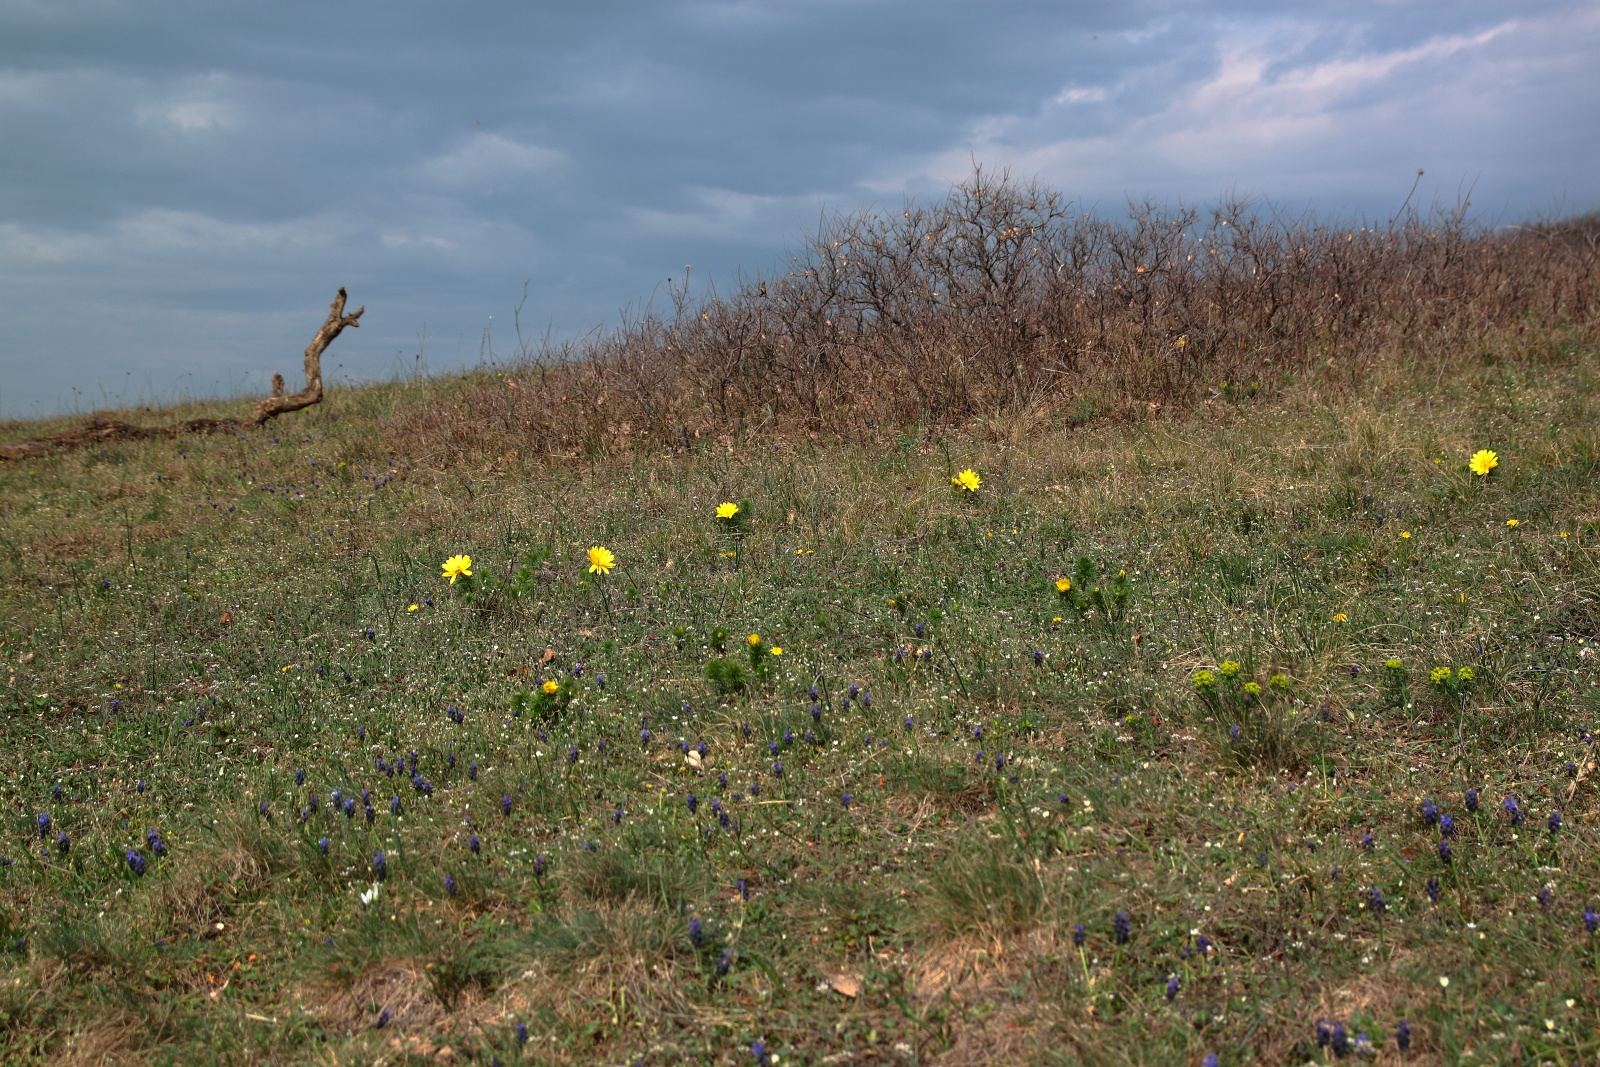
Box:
[1429,666,1452,685]
[408,604,418,612]
[1218,660,1242,678]
[542,680,559,695]
[1055,577,1072,593]
[721,551,737,558]
[1505,518,1519,527]
[952,468,982,492]
[441,554,473,584]
[716,502,740,519]
[1399,531,1411,539]
[587,545,615,574]
[1052,616,1063,623]
[1333,612,1348,622]
[747,633,761,647]
[1243,681,1262,696]
[1192,669,1217,691]
[281,664,293,672]
[1268,673,1291,690]
[1469,449,1498,476]
[769,646,783,656]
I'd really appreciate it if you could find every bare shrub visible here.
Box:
[392,169,1599,458]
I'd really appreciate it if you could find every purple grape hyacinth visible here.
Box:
[1503,795,1525,826]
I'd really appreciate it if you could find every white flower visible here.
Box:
[359,883,382,906]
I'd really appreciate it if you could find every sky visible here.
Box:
[1,0,1597,418]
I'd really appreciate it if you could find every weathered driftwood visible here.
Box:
[0,288,363,461]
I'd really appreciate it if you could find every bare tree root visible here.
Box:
[0,288,363,461]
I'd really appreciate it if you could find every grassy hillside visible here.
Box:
[1,333,1599,1065]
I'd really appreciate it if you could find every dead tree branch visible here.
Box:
[245,287,362,426]
[0,288,363,461]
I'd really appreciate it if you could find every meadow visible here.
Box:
[2,188,1599,1065]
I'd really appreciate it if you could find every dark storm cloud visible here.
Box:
[1,1,1595,415]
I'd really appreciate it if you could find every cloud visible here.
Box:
[1055,87,1109,105]
[0,209,336,270]
[411,133,569,192]
[136,76,240,133]
[891,7,1600,211]
[622,185,821,240]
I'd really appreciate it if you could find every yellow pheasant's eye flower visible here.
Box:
[716,502,740,519]
[408,604,418,613]
[747,633,761,647]
[1505,518,1519,527]
[587,545,615,574]
[542,680,559,695]
[1469,449,1498,476]
[1055,577,1072,593]
[1332,612,1348,622]
[769,646,783,656]
[441,554,473,584]
[951,468,982,492]
[1400,531,1411,539]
